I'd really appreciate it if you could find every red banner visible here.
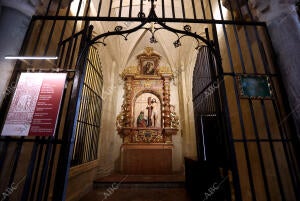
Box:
[1,73,66,136]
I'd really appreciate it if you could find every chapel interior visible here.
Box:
[0,0,300,201]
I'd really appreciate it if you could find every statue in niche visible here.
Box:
[146,97,158,127]
[137,111,147,127]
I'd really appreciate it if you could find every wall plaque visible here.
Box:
[238,75,272,99]
[1,73,66,136]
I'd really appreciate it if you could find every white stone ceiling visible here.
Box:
[87,0,226,76]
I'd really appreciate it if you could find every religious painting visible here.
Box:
[141,60,156,75]
[237,75,273,99]
[134,93,161,128]
[137,47,161,76]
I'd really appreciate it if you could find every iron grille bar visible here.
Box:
[216,0,233,72]
[0,141,8,172]
[43,0,63,56]
[171,0,175,18]
[7,140,23,195]
[161,0,165,18]
[64,40,75,69]
[232,72,257,201]
[97,0,102,17]
[36,141,52,201]
[31,15,266,26]
[87,59,102,79]
[83,83,102,101]
[32,20,47,56]
[129,0,133,17]
[261,100,287,201]
[69,36,81,67]
[29,143,44,200]
[85,0,92,17]
[55,3,72,61]
[77,119,100,128]
[242,26,258,73]
[207,0,214,19]
[119,0,123,17]
[43,0,52,20]
[140,0,143,17]
[268,92,300,199]
[21,142,38,201]
[225,0,246,74]
[59,29,86,47]
[248,100,272,201]
[247,25,300,199]
[230,0,258,74]
[57,43,66,67]
[181,0,185,19]
[191,0,197,19]
[200,0,206,19]
[108,0,113,17]
[43,86,67,201]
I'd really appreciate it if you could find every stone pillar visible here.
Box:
[0,0,71,105]
[249,0,300,138]
[0,1,33,105]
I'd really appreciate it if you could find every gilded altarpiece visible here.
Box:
[117,47,179,174]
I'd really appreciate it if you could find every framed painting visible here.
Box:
[137,47,160,76]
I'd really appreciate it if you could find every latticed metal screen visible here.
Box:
[72,46,103,166]
[0,0,300,201]
[193,45,217,115]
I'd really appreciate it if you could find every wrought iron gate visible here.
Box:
[0,0,300,201]
[0,20,102,201]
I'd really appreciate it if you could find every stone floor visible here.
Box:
[80,174,192,201]
[80,187,192,201]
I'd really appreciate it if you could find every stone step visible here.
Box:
[93,174,185,188]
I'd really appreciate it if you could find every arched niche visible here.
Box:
[133,92,162,128]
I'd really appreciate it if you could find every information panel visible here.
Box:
[1,73,67,136]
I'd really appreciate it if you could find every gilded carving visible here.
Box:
[159,66,173,74]
[117,47,178,143]
[170,105,180,129]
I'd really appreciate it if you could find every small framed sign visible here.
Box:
[237,75,272,99]
[1,72,67,136]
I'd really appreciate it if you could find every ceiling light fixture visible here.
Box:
[4,56,58,60]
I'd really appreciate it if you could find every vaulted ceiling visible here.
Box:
[72,0,230,77]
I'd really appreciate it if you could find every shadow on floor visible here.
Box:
[80,187,192,201]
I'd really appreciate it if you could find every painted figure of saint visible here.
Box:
[142,61,155,75]
[137,111,147,127]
